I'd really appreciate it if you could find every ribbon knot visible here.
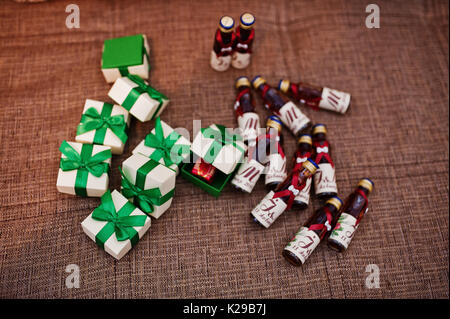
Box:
[314,141,334,167]
[317,146,329,153]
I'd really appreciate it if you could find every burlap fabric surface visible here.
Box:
[0,0,448,299]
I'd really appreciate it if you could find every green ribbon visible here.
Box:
[76,104,128,144]
[120,167,174,215]
[59,140,111,197]
[200,125,244,164]
[92,190,148,248]
[118,42,151,76]
[121,74,168,120]
[143,117,189,167]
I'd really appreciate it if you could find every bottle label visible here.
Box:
[251,191,288,228]
[319,88,351,114]
[210,50,231,72]
[284,226,321,264]
[294,176,312,205]
[264,153,287,186]
[231,158,264,193]
[328,213,359,250]
[314,163,337,195]
[237,112,260,141]
[278,101,310,135]
[231,51,251,69]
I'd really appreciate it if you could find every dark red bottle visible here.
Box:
[283,196,343,266]
[328,178,374,252]
[292,134,313,210]
[252,75,310,137]
[312,124,337,199]
[233,76,260,143]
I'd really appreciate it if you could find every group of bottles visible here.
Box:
[210,13,255,71]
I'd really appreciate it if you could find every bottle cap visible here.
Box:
[235,76,251,89]
[266,115,283,132]
[251,75,266,89]
[326,196,343,211]
[297,134,312,145]
[240,13,255,29]
[358,178,374,193]
[302,158,319,174]
[278,79,290,93]
[219,16,235,33]
[312,123,327,135]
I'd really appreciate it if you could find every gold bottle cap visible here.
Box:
[240,13,255,29]
[266,115,283,132]
[302,158,319,174]
[278,79,290,93]
[235,76,251,89]
[297,134,312,145]
[312,124,327,135]
[219,16,235,33]
[326,196,343,211]
[358,178,374,193]
[252,76,266,89]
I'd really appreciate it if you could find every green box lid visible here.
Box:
[102,34,145,69]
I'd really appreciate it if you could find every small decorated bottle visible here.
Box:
[312,124,337,199]
[283,196,343,266]
[210,16,236,72]
[191,157,216,183]
[292,134,313,210]
[233,76,260,143]
[263,116,287,190]
[231,115,284,193]
[250,158,318,228]
[279,79,351,114]
[231,13,255,69]
[252,76,310,137]
[328,178,374,252]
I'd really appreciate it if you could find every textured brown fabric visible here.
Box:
[0,0,448,299]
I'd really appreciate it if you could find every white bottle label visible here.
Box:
[231,158,264,193]
[210,50,231,72]
[284,226,321,264]
[328,213,359,250]
[294,176,312,205]
[265,153,287,186]
[237,112,260,142]
[251,191,288,228]
[278,101,310,135]
[314,163,337,195]
[231,51,251,69]
[319,88,351,114]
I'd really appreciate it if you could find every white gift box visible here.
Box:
[108,76,169,122]
[191,124,247,175]
[132,119,191,175]
[75,99,131,155]
[56,141,111,197]
[101,34,150,84]
[81,190,151,260]
[121,153,176,219]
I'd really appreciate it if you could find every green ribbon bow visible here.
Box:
[120,167,174,215]
[200,125,245,164]
[59,140,111,197]
[143,117,189,167]
[76,104,128,144]
[92,190,148,248]
[121,74,168,120]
